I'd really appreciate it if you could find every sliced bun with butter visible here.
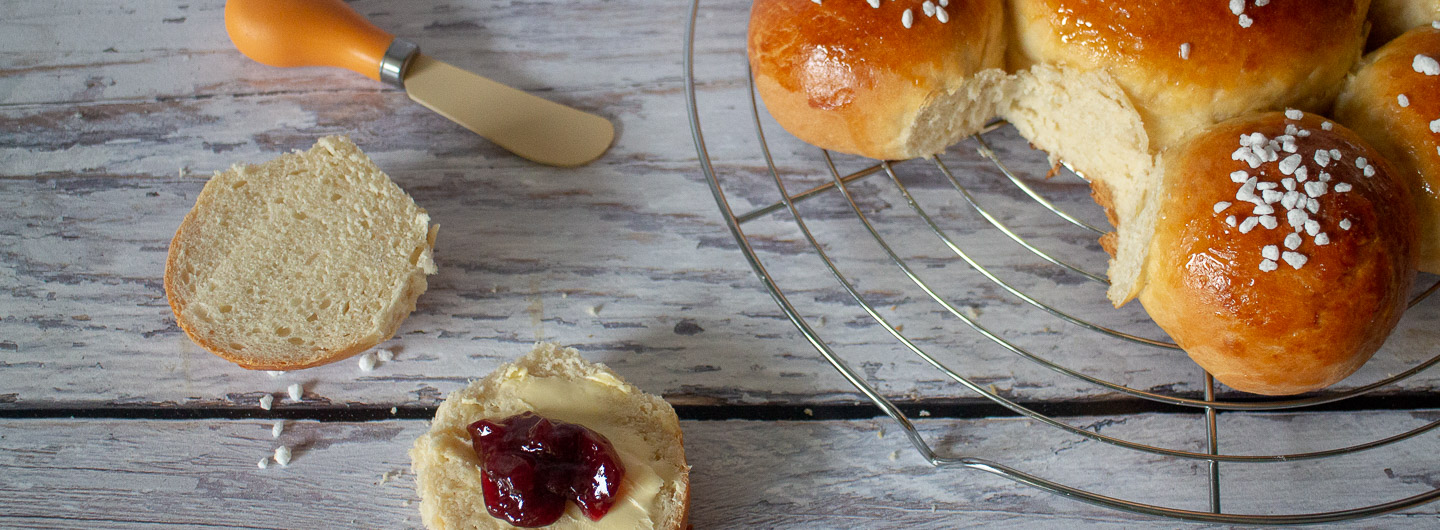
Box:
[165,136,438,370]
[1139,112,1418,396]
[1336,25,1440,274]
[1367,0,1440,48]
[411,343,690,529]
[747,0,1009,160]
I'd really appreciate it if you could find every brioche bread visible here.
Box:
[747,0,1008,160]
[1336,25,1440,274]
[1006,0,1370,150]
[1002,64,1158,305]
[411,343,690,530]
[1139,112,1418,395]
[1367,0,1440,48]
[165,136,438,370]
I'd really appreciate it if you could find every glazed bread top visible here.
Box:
[1140,112,1417,395]
[1336,25,1440,273]
[1008,0,1370,149]
[747,0,1007,159]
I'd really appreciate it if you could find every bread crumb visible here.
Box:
[390,406,398,415]
[877,427,885,439]
[803,408,813,416]
[259,394,274,410]
[587,303,604,316]
[287,383,302,402]
[258,457,269,469]
[272,421,285,438]
[274,446,292,467]
[889,450,901,461]
[358,351,377,372]
[919,409,931,417]
[378,469,403,485]
[376,349,395,362]
[267,371,285,377]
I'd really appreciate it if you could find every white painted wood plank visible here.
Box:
[2,0,1439,409]
[4,411,1439,528]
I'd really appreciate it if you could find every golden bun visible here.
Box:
[1006,0,1369,149]
[747,0,1007,160]
[1336,25,1440,274]
[1140,112,1418,396]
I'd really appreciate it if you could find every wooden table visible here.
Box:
[4,0,1440,527]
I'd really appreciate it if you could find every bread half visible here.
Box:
[165,136,437,370]
[411,343,690,529]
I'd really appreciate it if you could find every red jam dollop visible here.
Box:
[468,412,626,527]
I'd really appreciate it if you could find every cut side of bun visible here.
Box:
[411,343,690,530]
[1002,64,1161,306]
[165,136,437,370]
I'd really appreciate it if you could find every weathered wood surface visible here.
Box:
[5,0,1440,524]
[4,412,1440,528]
[3,0,1438,411]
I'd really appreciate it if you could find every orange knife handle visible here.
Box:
[225,0,417,86]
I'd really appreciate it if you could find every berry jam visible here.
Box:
[468,412,626,527]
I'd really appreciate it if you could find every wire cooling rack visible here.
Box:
[685,0,1440,524]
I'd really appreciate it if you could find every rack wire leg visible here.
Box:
[1205,372,1221,513]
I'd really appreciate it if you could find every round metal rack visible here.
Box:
[684,0,1440,524]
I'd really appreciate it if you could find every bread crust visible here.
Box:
[1140,113,1417,395]
[747,0,1006,159]
[164,137,436,370]
[1336,26,1440,274]
[1007,0,1369,149]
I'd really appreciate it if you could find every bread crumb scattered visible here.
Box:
[287,383,302,402]
[258,394,274,410]
[889,450,900,461]
[267,371,285,377]
[390,407,398,415]
[877,427,885,439]
[587,303,604,316]
[272,421,285,438]
[358,351,377,372]
[257,457,269,469]
[378,469,403,485]
[803,408,813,416]
[376,349,395,362]
[274,446,292,467]
[919,409,931,417]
